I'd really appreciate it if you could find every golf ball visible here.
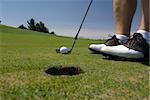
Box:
[60,46,68,54]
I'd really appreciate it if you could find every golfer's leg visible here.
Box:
[89,0,137,52]
[138,0,150,32]
[100,0,145,59]
[114,0,137,37]
[136,0,150,44]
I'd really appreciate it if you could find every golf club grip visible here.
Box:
[70,0,93,52]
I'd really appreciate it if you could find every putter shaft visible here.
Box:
[69,0,93,53]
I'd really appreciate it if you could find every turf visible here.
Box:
[0,25,149,100]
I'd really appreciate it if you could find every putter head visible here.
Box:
[56,48,60,53]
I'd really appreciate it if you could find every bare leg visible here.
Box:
[114,0,137,37]
[138,0,150,32]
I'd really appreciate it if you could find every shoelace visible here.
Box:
[105,35,120,43]
[126,33,142,48]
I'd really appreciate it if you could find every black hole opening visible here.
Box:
[45,66,84,76]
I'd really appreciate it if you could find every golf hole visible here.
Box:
[45,66,84,76]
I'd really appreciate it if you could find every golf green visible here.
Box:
[0,25,149,99]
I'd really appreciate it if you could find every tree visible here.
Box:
[39,21,49,33]
[19,18,55,34]
[18,24,27,29]
[35,23,40,32]
[35,21,49,33]
[50,31,55,35]
[27,18,36,31]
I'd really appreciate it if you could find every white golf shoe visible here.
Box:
[101,45,144,59]
[89,35,121,53]
[89,44,106,53]
[101,33,149,60]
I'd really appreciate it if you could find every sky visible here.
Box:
[1,0,141,39]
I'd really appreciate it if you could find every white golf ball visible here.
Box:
[60,46,68,54]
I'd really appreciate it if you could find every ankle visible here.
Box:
[136,30,150,44]
[115,34,129,43]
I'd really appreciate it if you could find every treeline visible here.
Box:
[18,18,55,35]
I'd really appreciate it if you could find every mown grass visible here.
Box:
[0,25,149,100]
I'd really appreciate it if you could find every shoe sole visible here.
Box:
[88,48,104,54]
[101,52,146,61]
[89,47,148,61]
[88,48,99,53]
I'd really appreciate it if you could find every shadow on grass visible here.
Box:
[89,51,149,66]
[103,57,150,66]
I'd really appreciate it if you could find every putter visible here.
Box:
[56,0,93,54]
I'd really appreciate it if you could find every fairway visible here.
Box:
[0,25,149,99]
